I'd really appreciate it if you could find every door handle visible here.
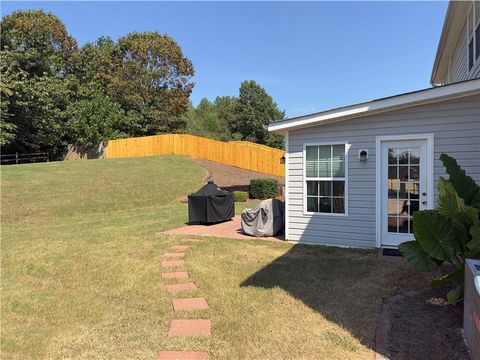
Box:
[422,192,427,196]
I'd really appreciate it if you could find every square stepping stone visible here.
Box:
[161,260,185,268]
[172,297,209,311]
[161,271,189,280]
[168,319,211,337]
[186,238,203,243]
[164,252,185,258]
[165,282,198,294]
[171,245,189,251]
[158,351,208,360]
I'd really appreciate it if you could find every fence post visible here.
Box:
[15,152,18,164]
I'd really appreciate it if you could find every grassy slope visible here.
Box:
[1,156,430,359]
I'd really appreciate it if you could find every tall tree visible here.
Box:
[0,10,78,156]
[105,32,195,135]
[231,80,285,148]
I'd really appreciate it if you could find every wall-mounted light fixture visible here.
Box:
[359,149,368,162]
[280,155,286,164]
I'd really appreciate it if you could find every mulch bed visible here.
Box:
[377,288,470,360]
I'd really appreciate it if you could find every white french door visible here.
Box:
[380,139,430,247]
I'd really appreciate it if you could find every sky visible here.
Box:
[2,1,448,118]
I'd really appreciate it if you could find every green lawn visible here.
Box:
[1,156,430,359]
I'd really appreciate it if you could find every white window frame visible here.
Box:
[303,141,349,217]
[467,1,480,71]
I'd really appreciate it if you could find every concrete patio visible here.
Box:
[161,216,284,242]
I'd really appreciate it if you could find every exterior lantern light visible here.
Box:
[359,149,368,162]
[280,155,286,164]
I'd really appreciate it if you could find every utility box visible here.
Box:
[464,259,480,360]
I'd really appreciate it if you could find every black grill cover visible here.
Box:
[188,181,235,224]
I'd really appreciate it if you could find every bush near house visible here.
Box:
[233,191,248,202]
[249,179,280,200]
[399,153,480,304]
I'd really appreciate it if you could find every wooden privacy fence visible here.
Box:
[105,134,285,177]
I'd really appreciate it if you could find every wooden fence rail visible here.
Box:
[1,152,49,165]
[105,134,285,177]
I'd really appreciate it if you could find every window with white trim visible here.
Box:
[305,144,347,214]
[468,1,480,70]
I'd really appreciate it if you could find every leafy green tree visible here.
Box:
[1,10,77,157]
[1,9,77,77]
[231,80,284,148]
[0,61,17,147]
[105,32,195,135]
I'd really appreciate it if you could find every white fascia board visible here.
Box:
[268,79,480,135]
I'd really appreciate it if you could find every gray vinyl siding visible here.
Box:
[286,94,480,247]
[448,18,480,83]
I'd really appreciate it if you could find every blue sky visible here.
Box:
[2,1,448,117]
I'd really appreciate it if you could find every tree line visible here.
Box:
[0,10,284,159]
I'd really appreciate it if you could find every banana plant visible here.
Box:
[399,154,480,304]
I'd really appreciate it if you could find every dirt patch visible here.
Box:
[377,288,469,360]
[189,158,284,188]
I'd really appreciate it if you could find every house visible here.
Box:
[268,0,480,248]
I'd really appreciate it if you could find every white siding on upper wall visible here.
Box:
[448,16,480,83]
[286,94,480,247]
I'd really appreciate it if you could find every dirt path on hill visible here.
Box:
[189,158,284,188]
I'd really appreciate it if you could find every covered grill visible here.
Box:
[188,180,235,224]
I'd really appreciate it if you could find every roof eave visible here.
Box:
[268,79,480,134]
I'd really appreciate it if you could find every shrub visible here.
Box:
[234,191,248,202]
[399,153,480,304]
[249,179,280,200]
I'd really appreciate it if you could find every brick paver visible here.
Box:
[164,252,186,258]
[168,319,211,337]
[165,282,198,294]
[157,351,209,360]
[171,245,189,251]
[172,297,209,311]
[161,271,189,280]
[161,260,185,268]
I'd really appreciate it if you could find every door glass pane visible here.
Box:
[386,145,421,235]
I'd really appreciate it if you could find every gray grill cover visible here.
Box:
[241,199,285,237]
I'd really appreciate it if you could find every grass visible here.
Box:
[1,156,430,359]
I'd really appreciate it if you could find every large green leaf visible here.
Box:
[413,210,457,261]
[440,153,480,207]
[447,286,462,305]
[467,222,480,259]
[399,241,440,272]
[430,267,464,288]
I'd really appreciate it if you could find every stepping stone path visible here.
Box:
[161,271,189,280]
[157,351,208,360]
[159,238,211,359]
[164,252,186,258]
[172,297,209,311]
[165,282,198,294]
[161,260,185,268]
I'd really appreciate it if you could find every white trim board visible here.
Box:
[375,134,435,248]
[284,130,289,241]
